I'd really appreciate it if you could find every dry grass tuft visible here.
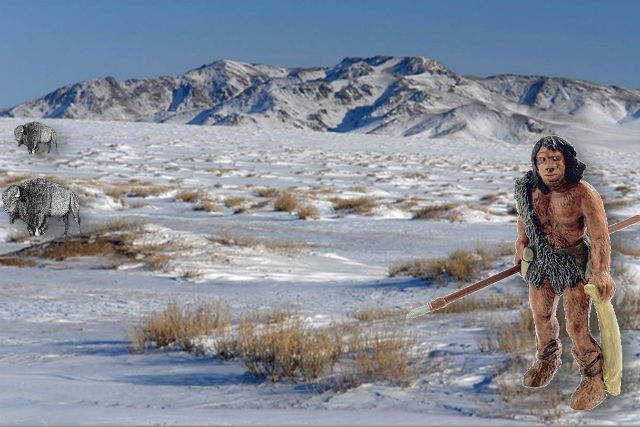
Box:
[131,303,420,388]
[193,199,220,213]
[143,253,172,272]
[127,184,174,198]
[209,230,258,247]
[254,187,281,198]
[0,172,32,187]
[348,321,414,387]
[435,294,522,315]
[389,243,513,282]
[412,202,457,220]
[125,201,149,209]
[224,197,248,209]
[297,205,320,220]
[351,307,404,321]
[603,200,629,211]
[0,257,38,267]
[129,299,230,354]
[274,192,299,213]
[478,308,534,359]
[173,190,201,203]
[613,263,640,329]
[330,197,377,215]
[349,186,369,193]
[208,230,306,253]
[389,250,479,281]
[612,242,640,258]
[81,219,145,237]
[6,230,30,243]
[236,315,341,382]
[480,194,499,203]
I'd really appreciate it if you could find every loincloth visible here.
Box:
[551,239,592,285]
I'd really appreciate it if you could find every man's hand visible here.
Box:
[590,271,616,303]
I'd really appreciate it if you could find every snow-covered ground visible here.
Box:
[0,118,638,425]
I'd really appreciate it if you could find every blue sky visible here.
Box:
[1,0,638,108]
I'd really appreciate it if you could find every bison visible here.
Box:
[2,178,80,237]
[14,122,58,154]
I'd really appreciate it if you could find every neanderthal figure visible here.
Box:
[513,135,614,411]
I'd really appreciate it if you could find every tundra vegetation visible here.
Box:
[130,299,419,388]
[388,243,514,282]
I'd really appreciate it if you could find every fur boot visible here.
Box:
[570,353,607,410]
[523,339,562,388]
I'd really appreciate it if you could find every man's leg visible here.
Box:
[523,279,562,388]
[563,282,606,410]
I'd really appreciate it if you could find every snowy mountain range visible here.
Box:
[2,55,640,142]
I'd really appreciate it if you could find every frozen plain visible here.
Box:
[0,117,639,425]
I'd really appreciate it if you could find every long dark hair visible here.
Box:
[530,135,586,194]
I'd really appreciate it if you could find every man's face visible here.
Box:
[536,146,566,188]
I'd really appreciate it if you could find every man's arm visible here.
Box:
[515,216,529,266]
[581,183,615,303]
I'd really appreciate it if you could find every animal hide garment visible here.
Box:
[514,171,587,295]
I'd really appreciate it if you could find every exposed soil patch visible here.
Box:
[0,236,136,266]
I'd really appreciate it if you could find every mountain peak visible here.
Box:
[392,56,451,76]
[2,56,639,141]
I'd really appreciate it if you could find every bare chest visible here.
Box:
[532,187,584,246]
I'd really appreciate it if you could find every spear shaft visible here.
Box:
[406,214,640,319]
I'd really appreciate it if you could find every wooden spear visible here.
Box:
[406,214,640,319]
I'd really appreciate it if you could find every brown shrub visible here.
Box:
[130,299,230,354]
[350,307,404,321]
[349,186,369,193]
[434,294,522,315]
[236,316,341,382]
[209,231,306,252]
[0,257,38,267]
[264,240,307,252]
[255,188,281,198]
[125,201,149,209]
[297,205,320,220]
[389,250,479,281]
[612,242,640,257]
[0,172,32,186]
[614,264,640,329]
[331,197,377,215]
[274,192,299,213]
[348,321,414,386]
[193,199,220,213]
[104,187,128,199]
[479,308,534,360]
[127,184,174,198]
[224,197,248,208]
[389,243,513,282]
[603,200,629,211]
[173,190,201,203]
[209,230,258,247]
[6,230,30,243]
[412,202,457,220]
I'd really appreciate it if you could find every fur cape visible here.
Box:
[514,171,587,294]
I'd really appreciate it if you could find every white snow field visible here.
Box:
[0,117,638,425]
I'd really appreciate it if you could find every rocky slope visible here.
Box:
[2,55,639,142]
